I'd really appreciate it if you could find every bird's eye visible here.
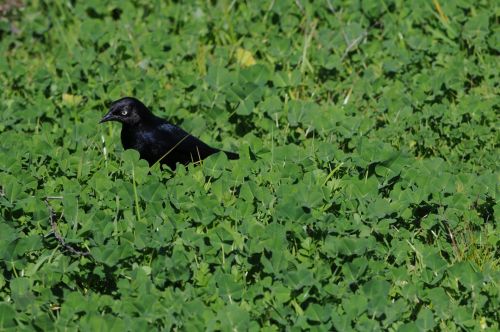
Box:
[121,109,128,116]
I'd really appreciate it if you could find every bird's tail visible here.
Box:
[223,150,239,160]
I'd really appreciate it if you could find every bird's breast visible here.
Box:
[121,126,172,165]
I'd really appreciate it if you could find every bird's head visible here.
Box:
[99,97,152,126]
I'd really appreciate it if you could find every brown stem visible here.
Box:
[45,198,91,257]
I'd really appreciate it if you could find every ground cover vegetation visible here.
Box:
[0,0,498,330]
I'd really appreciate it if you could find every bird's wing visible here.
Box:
[154,123,218,165]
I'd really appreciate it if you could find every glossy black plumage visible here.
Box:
[99,97,238,169]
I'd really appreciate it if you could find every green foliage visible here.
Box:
[0,0,498,330]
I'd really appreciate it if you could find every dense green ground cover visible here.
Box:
[0,0,498,330]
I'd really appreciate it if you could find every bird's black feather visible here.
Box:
[100,97,238,169]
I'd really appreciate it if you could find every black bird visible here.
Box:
[99,97,238,170]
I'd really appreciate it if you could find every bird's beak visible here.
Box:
[99,111,115,124]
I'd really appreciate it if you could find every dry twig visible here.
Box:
[45,198,91,257]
